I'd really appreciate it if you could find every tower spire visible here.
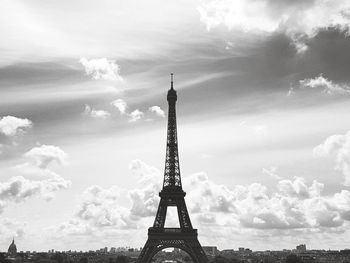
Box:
[170,73,174,90]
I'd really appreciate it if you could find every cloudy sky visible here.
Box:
[1,0,350,252]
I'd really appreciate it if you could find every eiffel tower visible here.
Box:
[137,74,209,263]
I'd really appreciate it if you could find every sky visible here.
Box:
[1,0,350,252]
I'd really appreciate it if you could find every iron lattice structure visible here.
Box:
[136,74,209,263]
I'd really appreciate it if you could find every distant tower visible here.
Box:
[7,238,17,257]
[136,74,208,263]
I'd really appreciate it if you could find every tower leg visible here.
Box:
[137,237,209,263]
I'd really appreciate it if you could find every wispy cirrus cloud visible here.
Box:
[262,166,281,180]
[299,75,350,95]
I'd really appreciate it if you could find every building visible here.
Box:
[7,238,17,257]
[296,244,307,253]
[202,246,219,257]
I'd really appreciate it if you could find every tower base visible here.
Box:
[137,228,209,263]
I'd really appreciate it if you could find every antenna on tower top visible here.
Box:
[171,73,174,90]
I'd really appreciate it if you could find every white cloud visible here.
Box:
[76,185,135,229]
[128,109,144,122]
[186,173,350,231]
[24,144,67,169]
[47,159,350,246]
[128,160,161,218]
[129,187,159,218]
[278,177,323,199]
[84,104,111,119]
[50,187,137,237]
[111,99,127,115]
[0,145,71,213]
[129,159,161,184]
[300,75,350,95]
[314,130,350,186]
[148,106,165,118]
[110,101,163,123]
[110,100,148,122]
[0,174,71,206]
[0,116,32,136]
[48,159,161,237]
[197,0,350,37]
[79,57,123,81]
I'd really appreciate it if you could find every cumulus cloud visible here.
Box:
[128,160,161,218]
[128,109,144,122]
[129,159,161,184]
[84,104,111,119]
[111,99,127,115]
[314,130,350,185]
[24,144,67,169]
[79,57,123,81]
[299,74,350,95]
[128,160,350,232]
[48,160,161,237]
[129,187,159,218]
[48,159,350,244]
[49,186,137,238]
[0,145,71,214]
[277,177,324,199]
[122,161,350,232]
[197,0,350,36]
[148,106,165,118]
[186,173,350,231]
[0,175,71,205]
[0,116,32,136]
[76,185,135,229]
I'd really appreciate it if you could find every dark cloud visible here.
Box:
[1,27,349,145]
[301,27,350,81]
[0,61,83,86]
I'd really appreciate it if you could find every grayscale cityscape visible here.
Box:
[1,0,350,263]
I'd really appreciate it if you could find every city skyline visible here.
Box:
[1,0,350,253]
